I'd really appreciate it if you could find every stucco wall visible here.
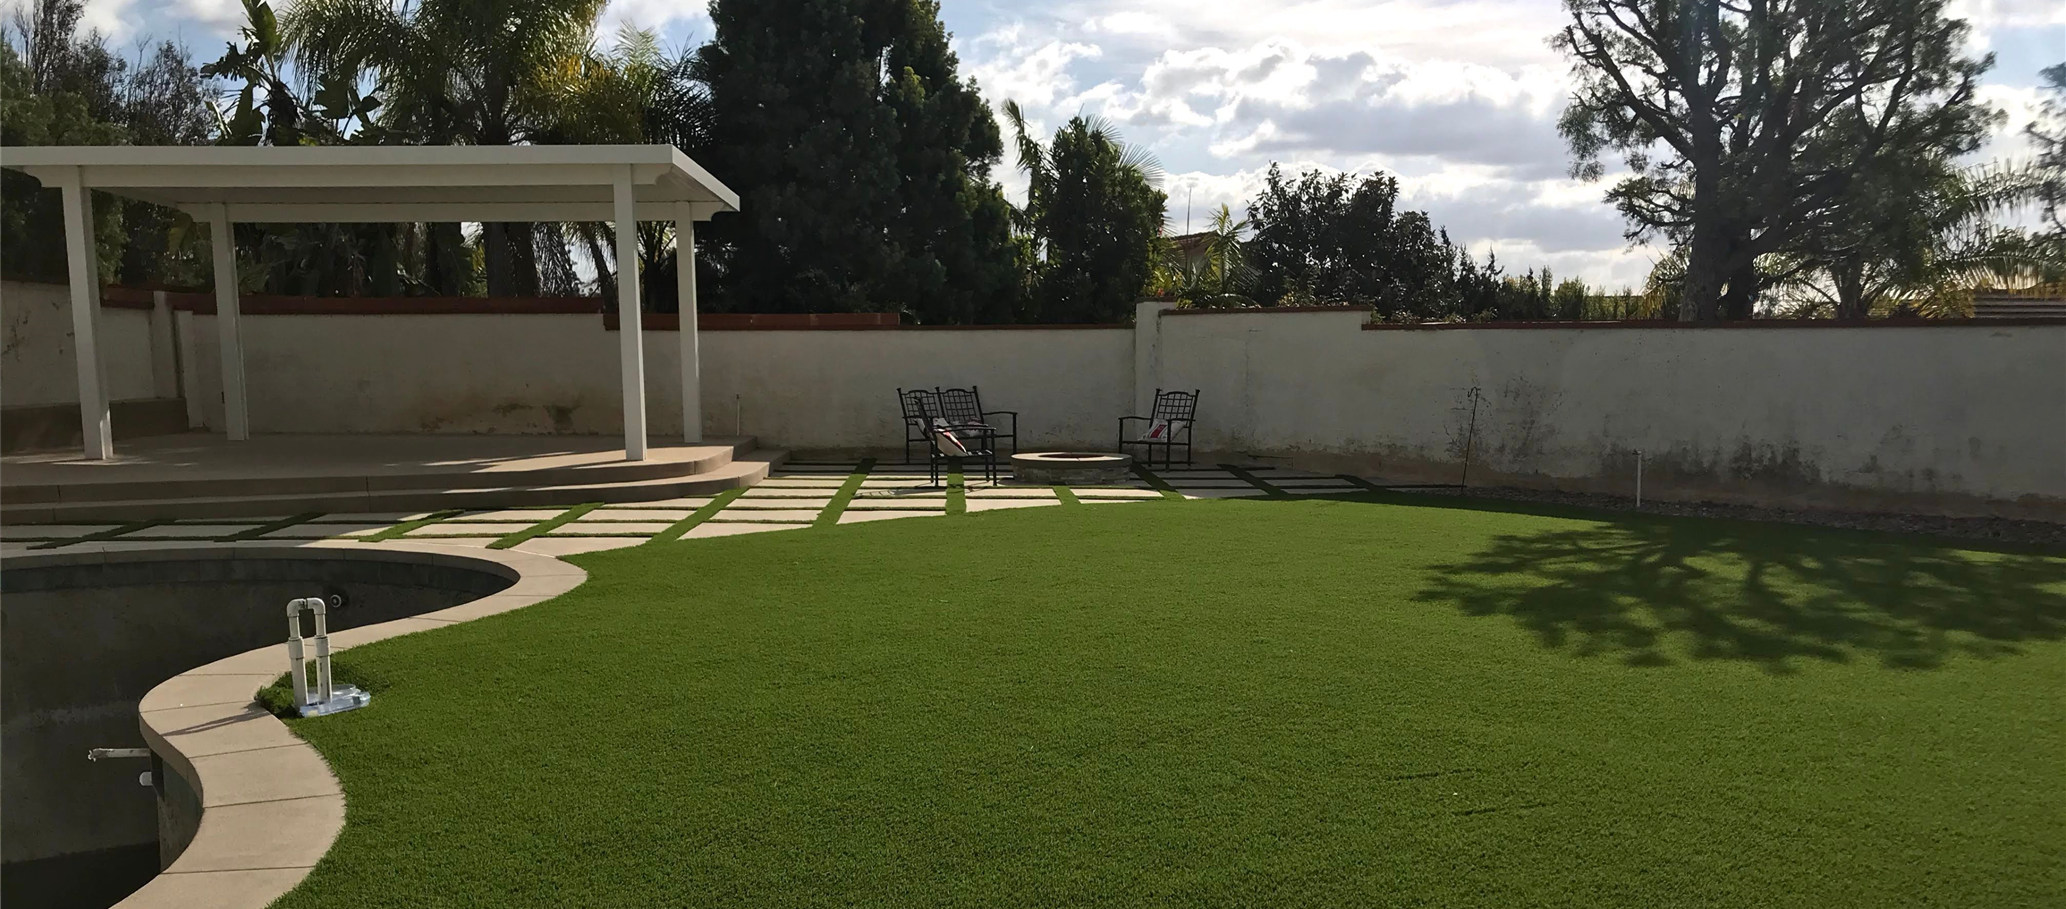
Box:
[702,329,1134,450]
[1150,308,2066,516]
[9,279,2060,517]
[1,280,158,407]
[175,313,1135,450]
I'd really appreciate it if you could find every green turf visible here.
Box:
[271,495,2066,908]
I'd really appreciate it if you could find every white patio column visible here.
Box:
[615,165,648,460]
[674,203,702,444]
[207,203,251,440]
[56,167,111,459]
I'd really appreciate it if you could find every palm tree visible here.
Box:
[1001,100,1168,322]
[534,25,715,306]
[1152,204,1254,307]
[1768,160,2060,317]
[284,0,609,296]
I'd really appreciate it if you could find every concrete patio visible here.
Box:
[0,461,1373,556]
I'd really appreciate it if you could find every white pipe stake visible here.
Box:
[285,602,309,707]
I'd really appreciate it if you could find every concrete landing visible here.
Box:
[2,434,782,522]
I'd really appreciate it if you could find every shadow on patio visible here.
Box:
[1409,513,2066,672]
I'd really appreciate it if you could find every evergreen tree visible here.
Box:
[697,0,1019,320]
[1004,102,1167,324]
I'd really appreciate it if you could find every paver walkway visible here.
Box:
[1,462,1376,556]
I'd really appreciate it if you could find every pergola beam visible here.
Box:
[183,200,730,224]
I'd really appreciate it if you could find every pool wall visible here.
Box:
[0,543,585,909]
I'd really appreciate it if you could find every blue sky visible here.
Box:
[43,0,2066,288]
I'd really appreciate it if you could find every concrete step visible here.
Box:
[3,450,787,522]
[3,436,758,505]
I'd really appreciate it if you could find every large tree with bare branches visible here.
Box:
[1554,0,1996,320]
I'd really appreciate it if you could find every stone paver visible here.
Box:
[122,524,264,539]
[549,521,675,535]
[740,488,839,499]
[681,522,810,538]
[709,510,823,522]
[0,523,119,539]
[844,500,945,510]
[615,497,712,508]
[837,510,942,523]
[964,487,1058,498]
[1179,488,1270,499]
[404,522,533,535]
[964,498,1060,512]
[402,536,499,548]
[515,537,644,555]
[1070,488,1165,499]
[453,509,566,522]
[584,508,695,521]
[308,512,434,523]
[261,523,390,539]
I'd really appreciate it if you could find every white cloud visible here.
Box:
[599,0,711,46]
[966,26,1104,114]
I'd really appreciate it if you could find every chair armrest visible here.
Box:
[1118,415,1149,424]
[982,410,1017,432]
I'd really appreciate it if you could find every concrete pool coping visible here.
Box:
[6,541,587,909]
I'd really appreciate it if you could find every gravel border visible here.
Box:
[1395,485,2066,549]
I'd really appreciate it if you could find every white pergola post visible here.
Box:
[674,204,702,444]
[207,203,251,441]
[614,165,648,460]
[56,167,111,459]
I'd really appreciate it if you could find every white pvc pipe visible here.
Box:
[285,600,309,707]
[311,598,333,702]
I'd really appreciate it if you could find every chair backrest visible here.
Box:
[1152,389,1199,422]
[934,386,985,425]
[898,388,935,424]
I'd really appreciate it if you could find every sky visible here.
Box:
[40,0,2066,288]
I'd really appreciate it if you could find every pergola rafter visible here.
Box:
[3,145,738,461]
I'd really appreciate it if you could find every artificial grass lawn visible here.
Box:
[273,495,2066,908]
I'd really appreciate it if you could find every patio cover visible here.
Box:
[1,145,741,460]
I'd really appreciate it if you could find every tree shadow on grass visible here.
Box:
[1401,507,2066,672]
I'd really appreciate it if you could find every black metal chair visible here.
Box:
[1118,389,1199,469]
[917,394,998,486]
[934,386,1017,457]
[897,388,937,464]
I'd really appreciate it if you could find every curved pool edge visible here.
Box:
[1,541,590,909]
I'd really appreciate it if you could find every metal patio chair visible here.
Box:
[1118,389,1199,469]
[917,394,999,486]
[897,388,938,464]
[934,386,1018,457]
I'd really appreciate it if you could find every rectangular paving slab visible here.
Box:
[549,521,674,535]
[261,523,392,538]
[682,522,810,538]
[403,522,535,535]
[120,524,264,539]
[0,523,120,539]
[709,510,824,522]
[837,510,944,523]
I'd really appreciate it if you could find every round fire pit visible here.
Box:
[1011,451,1134,485]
